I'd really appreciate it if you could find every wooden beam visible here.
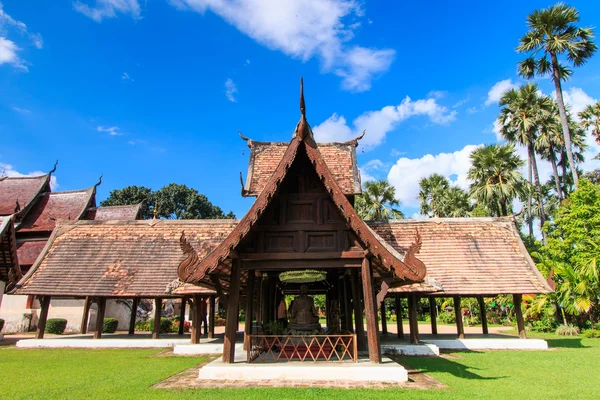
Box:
[395,295,404,339]
[429,297,438,335]
[453,296,464,339]
[178,297,186,335]
[223,258,242,363]
[153,298,162,340]
[478,296,488,335]
[94,297,106,340]
[35,295,51,339]
[361,257,381,363]
[240,251,365,261]
[244,270,255,351]
[129,297,139,336]
[408,295,419,344]
[351,268,366,351]
[208,295,216,339]
[80,296,91,334]
[380,299,388,335]
[242,259,361,270]
[514,294,526,339]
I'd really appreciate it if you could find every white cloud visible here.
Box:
[121,72,133,81]
[97,125,122,136]
[0,162,58,189]
[172,0,394,92]
[485,79,517,106]
[387,144,481,208]
[73,0,141,22]
[313,95,457,149]
[427,90,447,99]
[0,37,25,69]
[225,78,237,102]
[0,2,43,48]
[11,106,30,113]
[560,87,595,116]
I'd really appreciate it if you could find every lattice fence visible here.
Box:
[247,334,357,363]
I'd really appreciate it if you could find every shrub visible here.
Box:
[215,317,226,327]
[438,312,456,324]
[582,329,600,338]
[528,317,558,333]
[135,320,150,331]
[556,324,580,336]
[102,318,119,334]
[0,318,4,332]
[172,320,191,333]
[45,318,68,334]
[138,318,172,333]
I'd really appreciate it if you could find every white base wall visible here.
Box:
[424,338,549,350]
[0,294,34,333]
[382,344,440,356]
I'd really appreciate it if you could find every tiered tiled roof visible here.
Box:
[369,218,552,295]
[85,204,142,221]
[0,215,20,284]
[0,175,50,217]
[16,241,47,267]
[18,188,95,233]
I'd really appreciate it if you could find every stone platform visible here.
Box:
[15,333,213,349]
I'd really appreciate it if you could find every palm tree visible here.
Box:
[355,180,404,220]
[517,3,597,186]
[418,174,449,217]
[468,144,526,217]
[498,83,551,234]
[579,101,600,146]
[558,116,588,195]
[441,186,473,218]
[536,101,565,199]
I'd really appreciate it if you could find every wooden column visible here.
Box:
[380,299,388,335]
[478,296,488,335]
[223,258,242,363]
[453,296,464,339]
[244,270,255,350]
[93,297,106,339]
[395,295,404,339]
[80,296,91,334]
[208,295,216,339]
[350,268,366,351]
[361,257,381,363]
[344,277,354,332]
[190,295,201,344]
[129,297,139,335]
[177,297,186,335]
[429,297,438,335]
[514,294,526,339]
[35,295,51,339]
[152,298,162,339]
[408,295,419,344]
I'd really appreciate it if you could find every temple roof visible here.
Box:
[16,240,47,267]
[370,218,552,295]
[18,188,96,233]
[242,139,362,197]
[85,204,142,221]
[0,175,50,217]
[13,220,235,297]
[0,215,20,285]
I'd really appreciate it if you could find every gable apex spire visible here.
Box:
[300,77,306,120]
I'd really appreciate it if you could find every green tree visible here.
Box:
[579,101,600,159]
[418,174,449,217]
[467,144,526,217]
[355,180,404,220]
[517,3,597,186]
[100,185,153,219]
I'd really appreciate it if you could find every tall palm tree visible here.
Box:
[579,101,600,147]
[498,83,551,233]
[355,180,404,220]
[441,186,473,218]
[468,144,526,217]
[517,3,597,186]
[536,101,565,200]
[418,174,449,217]
[558,116,588,195]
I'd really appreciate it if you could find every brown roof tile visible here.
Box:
[85,204,142,221]
[16,240,47,266]
[0,215,20,284]
[18,188,95,233]
[369,218,552,295]
[0,175,50,217]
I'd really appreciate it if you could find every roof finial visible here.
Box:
[300,77,306,120]
[153,200,158,220]
[49,160,58,175]
[14,199,21,213]
[95,174,103,188]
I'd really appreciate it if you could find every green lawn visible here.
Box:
[1,334,598,399]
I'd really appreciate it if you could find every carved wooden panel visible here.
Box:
[286,200,316,224]
[323,199,344,224]
[347,232,363,251]
[306,232,337,252]
[264,232,296,252]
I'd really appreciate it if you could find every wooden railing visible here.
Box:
[247,334,358,363]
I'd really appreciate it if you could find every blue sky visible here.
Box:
[1,0,599,218]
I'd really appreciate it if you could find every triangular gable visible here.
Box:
[179,80,426,286]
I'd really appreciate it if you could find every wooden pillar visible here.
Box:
[190,295,201,344]
[380,299,388,335]
[351,268,366,350]
[208,295,216,339]
[35,295,51,339]
[152,298,162,339]
[244,270,255,350]
[177,297,186,335]
[361,257,381,363]
[80,296,91,334]
[429,297,438,335]
[453,296,464,339]
[93,297,106,339]
[408,295,419,344]
[478,296,488,335]
[223,258,242,363]
[395,294,404,339]
[514,294,526,339]
[129,297,139,335]
[344,276,354,332]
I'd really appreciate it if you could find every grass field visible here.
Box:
[1,334,598,399]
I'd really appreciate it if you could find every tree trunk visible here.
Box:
[500,201,508,217]
[529,143,546,243]
[551,51,578,186]
[527,158,534,239]
[549,149,563,200]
